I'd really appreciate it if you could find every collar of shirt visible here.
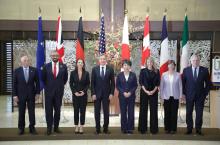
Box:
[192,66,200,75]
[23,66,29,71]
[100,65,106,74]
[52,61,59,75]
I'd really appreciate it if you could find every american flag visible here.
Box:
[99,13,105,54]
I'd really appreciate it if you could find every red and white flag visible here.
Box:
[141,14,150,68]
[56,15,64,62]
[160,14,170,76]
[121,14,130,61]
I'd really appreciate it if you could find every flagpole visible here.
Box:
[37,7,46,123]
[57,7,68,123]
[178,8,188,124]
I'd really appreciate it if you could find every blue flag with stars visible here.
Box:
[36,16,45,91]
[99,13,106,54]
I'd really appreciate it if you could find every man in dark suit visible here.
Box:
[13,55,40,135]
[91,54,115,134]
[182,54,210,135]
[42,50,68,135]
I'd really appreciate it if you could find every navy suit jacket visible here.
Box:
[116,72,138,99]
[91,65,115,99]
[42,62,68,98]
[13,66,40,99]
[182,66,210,101]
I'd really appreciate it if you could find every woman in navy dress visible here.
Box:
[116,60,138,134]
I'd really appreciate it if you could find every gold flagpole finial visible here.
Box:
[58,7,61,14]
[146,7,150,16]
[124,9,128,15]
[80,6,82,14]
[39,7,41,14]
[185,8,187,16]
[164,8,167,15]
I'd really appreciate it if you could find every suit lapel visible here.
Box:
[197,67,202,81]
[20,67,26,83]
[190,67,195,82]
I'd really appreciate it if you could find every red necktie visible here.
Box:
[53,63,57,79]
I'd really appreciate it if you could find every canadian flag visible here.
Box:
[159,14,170,76]
[56,15,64,62]
[141,14,150,68]
[121,14,130,61]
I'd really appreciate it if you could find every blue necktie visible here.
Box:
[24,68,29,82]
[193,67,197,81]
[101,67,105,79]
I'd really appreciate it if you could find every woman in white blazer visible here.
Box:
[160,60,183,134]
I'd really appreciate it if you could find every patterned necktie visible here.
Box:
[53,63,57,79]
[24,68,29,83]
[193,67,197,81]
[101,67,104,79]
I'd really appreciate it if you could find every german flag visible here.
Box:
[76,16,84,61]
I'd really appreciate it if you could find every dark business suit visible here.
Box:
[138,68,160,134]
[69,70,90,125]
[182,66,210,131]
[91,65,115,132]
[42,62,68,130]
[116,72,137,133]
[13,66,40,130]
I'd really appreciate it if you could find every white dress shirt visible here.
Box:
[168,73,174,97]
[124,73,129,81]
[100,65,106,76]
[192,66,199,77]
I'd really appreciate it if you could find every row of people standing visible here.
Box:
[13,50,210,136]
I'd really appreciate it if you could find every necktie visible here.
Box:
[193,67,197,81]
[101,67,104,79]
[53,63,57,79]
[24,68,29,83]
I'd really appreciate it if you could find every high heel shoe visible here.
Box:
[79,126,84,134]
[75,126,79,134]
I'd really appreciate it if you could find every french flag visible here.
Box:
[159,14,169,76]
[56,15,64,62]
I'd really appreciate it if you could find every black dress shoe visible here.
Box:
[54,128,62,133]
[165,130,170,134]
[121,130,127,134]
[94,130,101,135]
[47,129,52,136]
[185,130,192,135]
[103,129,111,134]
[18,129,24,135]
[196,130,204,136]
[29,128,38,135]
[170,131,176,134]
[127,131,133,134]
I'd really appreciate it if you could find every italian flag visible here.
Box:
[180,14,189,73]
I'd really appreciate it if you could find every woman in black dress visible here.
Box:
[138,57,160,134]
[69,59,90,134]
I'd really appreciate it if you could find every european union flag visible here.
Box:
[99,13,106,54]
[36,16,45,91]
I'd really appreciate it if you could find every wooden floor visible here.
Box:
[0,127,220,141]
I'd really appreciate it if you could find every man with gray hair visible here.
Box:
[182,54,210,135]
[13,55,40,135]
